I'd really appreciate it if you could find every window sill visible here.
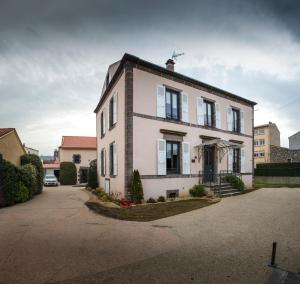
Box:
[109,123,117,131]
[109,175,117,178]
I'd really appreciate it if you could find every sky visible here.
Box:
[0,0,299,155]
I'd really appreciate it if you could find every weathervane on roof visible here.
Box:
[172,50,185,61]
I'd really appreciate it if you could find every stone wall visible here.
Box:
[255,176,300,185]
[270,145,300,163]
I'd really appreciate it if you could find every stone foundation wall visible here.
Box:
[255,176,300,185]
[270,145,300,163]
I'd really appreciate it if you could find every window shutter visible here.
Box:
[157,139,166,175]
[197,97,204,125]
[240,111,245,134]
[157,85,166,118]
[99,152,102,176]
[103,109,106,134]
[228,148,233,171]
[113,93,117,124]
[106,106,109,130]
[104,148,106,175]
[241,148,245,173]
[181,92,189,122]
[227,107,233,131]
[215,103,221,129]
[113,143,117,175]
[182,142,190,175]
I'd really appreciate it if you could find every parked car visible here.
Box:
[43,174,58,186]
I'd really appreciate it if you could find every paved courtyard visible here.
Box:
[0,186,299,284]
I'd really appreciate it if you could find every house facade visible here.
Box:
[254,122,280,165]
[59,136,97,184]
[95,54,256,199]
[289,131,300,150]
[0,128,26,166]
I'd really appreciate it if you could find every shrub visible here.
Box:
[157,196,166,202]
[20,164,37,198]
[87,159,98,189]
[224,175,245,191]
[21,154,43,194]
[14,182,30,203]
[189,184,205,197]
[1,159,20,206]
[129,170,144,204]
[60,162,77,185]
[146,197,157,203]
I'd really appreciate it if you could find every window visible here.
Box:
[232,108,240,133]
[204,100,214,127]
[100,111,105,137]
[101,148,105,176]
[73,154,81,164]
[255,151,265,158]
[165,89,180,120]
[255,129,264,135]
[109,94,117,129]
[166,141,180,174]
[232,148,240,173]
[109,142,117,176]
[255,139,265,146]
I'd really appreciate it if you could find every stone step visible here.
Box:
[220,191,241,197]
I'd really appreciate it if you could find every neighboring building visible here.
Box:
[43,160,60,179]
[0,128,26,166]
[41,155,54,162]
[94,54,256,199]
[24,145,39,156]
[270,145,300,163]
[289,131,300,150]
[59,136,97,184]
[254,122,280,165]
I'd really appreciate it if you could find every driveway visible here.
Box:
[0,186,299,284]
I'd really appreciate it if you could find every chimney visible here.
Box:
[165,59,175,72]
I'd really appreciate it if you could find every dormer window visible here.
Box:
[105,73,110,88]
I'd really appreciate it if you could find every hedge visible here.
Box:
[60,162,77,185]
[224,175,245,191]
[21,154,43,194]
[256,162,300,169]
[255,168,300,177]
[20,164,38,198]
[129,170,144,204]
[87,159,98,189]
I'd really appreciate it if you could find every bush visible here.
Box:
[87,159,98,189]
[224,175,245,191]
[14,182,30,203]
[146,197,157,203]
[1,159,20,206]
[21,154,43,194]
[157,196,166,202]
[60,162,77,185]
[189,184,205,197]
[129,170,144,204]
[20,164,37,198]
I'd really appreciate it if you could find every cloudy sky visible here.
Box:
[0,0,299,155]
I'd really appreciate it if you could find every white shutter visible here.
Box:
[228,148,233,171]
[197,97,204,125]
[227,107,233,131]
[157,85,166,118]
[182,142,190,175]
[113,143,117,175]
[240,111,245,134]
[103,109,106,134]
[181,92,189,123]
[215,103,221,129]
[157,139,166,175]
[241,148,245,173]
[113,93,117,124]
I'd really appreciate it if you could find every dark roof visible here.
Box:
[254,122,278,129]
[289,131,300,139]
[0,128,15,138]
[94,53,257,113]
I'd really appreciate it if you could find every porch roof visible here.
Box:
[194,139,244,149]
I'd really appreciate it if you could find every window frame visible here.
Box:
[166,141,181,175]
[101,148,105,177]
[232,108,241,133]
[100,111,105,138]
[165,88,180,121]
[203,100,215,127]
[73,154,81,164]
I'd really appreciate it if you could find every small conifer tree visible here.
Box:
[129,170,144,204]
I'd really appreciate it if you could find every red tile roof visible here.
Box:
[0,128,15,138]
[60,136,97,150]
[43,162,60,169]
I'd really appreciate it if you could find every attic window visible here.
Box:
[105,73,110,88]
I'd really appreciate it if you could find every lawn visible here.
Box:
[86,198,220,222]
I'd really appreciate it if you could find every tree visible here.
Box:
[87,159,98,189]
[129,170,144,204]
[60,162,77,185]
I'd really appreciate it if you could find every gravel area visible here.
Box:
[0,186,299,284]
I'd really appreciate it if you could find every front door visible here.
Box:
[203,146,215,183]
[79,169,88,183]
